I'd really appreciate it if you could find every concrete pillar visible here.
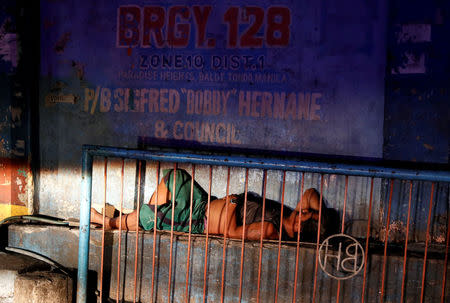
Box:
[14,271,72,303]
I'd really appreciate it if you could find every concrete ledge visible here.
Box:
[7,224,450,303]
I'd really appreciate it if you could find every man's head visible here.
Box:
[292,208,320,234]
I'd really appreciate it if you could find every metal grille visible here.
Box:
[76,145,450,303]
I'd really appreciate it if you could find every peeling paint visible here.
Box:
[10,140,25,157]
[396,24,431,43]
[10,106,21,124]
[50,81,67,92]
[44,93,76,106]
[391,52,426,74]
[0,18,18,69]
[423,143,434,150]
[0,180,11,186]
[54,32,71,54]
[15,177,23,191]
[72,60,85,80]
[0,138,10,157]
[17,168,26,177]
[379,220,407,243]
[434,234,445,243]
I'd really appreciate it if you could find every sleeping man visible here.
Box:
[90,169,339,242]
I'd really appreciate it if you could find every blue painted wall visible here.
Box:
[0,0,448,242]
[384,0,449,164]
[39,0,387,161]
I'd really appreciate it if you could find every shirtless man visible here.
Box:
[90,169,337,241]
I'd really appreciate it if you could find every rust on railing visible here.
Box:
[150,162,160,302]
[133,161,142,303]
[312,175,324,303]
[116,159,125,303]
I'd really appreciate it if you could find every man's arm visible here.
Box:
[208,196,278,240]
[225,199,278,240]
[296,188,321,221]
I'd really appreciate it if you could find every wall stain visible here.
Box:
[54,32,71,54]
[17,168,26,177]
[423,143,434,150]
[71,60,85,80]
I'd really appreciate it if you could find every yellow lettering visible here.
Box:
[297,93,310,120]
[203,91,212,115]
[148,89,159,112]
[84,88,95,112]
[204,122,215,142]
[261,92,273,118]
[124,88,130,112]
[212,91,221,115]
[169,89,180,113]
[195,90,203,115]
[231,124,241,144]
[184,121,194,140]
[160,89,168,112]
[239,91,251,116]
[251,91,261,117]
[310,93,322,120]
[216,122,226,143]
[221,90,230,115]
[186,90,194,114]
[285,93,297,119]
[129,89,140,112]
[139,88,148,112]
[273,92,285,119]
[173,121,183,139]
[195,121,204,142]
[113,88,124,112]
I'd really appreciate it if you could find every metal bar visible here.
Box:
[312,175,324,303]
[420,182,435,303]
[167,163,177,303]
[77,145,450,303]
[220,167,231,303]
[133,161,142,303]
[256,171,268,303]
[100,157,108,302]
[83,145,450,182]
[380,179,394,303]
[238,168,249,303]
[441,198,450,303]
[361,177,374,303]
[336,175,349,303]
[116,159,125,303]
[400,181,413,303]
[76,149,93,303]
[150,162,160,302]
[275,171,287,303]
[292,172,305,303]
[185,165,196,303]
[202,166,213,303]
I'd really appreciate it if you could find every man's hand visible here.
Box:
[298,188,321,221]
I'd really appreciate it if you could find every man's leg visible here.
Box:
[90,173,172,230]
